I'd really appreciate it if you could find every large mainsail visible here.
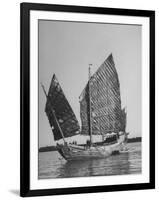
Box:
[45,74,80,141]
[79,53,125,136]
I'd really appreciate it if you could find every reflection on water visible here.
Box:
[58,153,130,178]
[38,142,141,179]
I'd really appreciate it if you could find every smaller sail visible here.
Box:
[45,74,80,141]
[79,84,90,135]
[120,108,127,132]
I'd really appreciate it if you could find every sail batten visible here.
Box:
[45,74,80,141]
[80,53,126,135]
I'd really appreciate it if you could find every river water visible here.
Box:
[38,142,141,179]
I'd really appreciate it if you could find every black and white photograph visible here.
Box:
[38,20,142,179]
[0,0,158,199]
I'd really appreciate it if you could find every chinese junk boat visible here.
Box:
[42,53,128,161]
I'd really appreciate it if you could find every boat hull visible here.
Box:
[57,134,127,161]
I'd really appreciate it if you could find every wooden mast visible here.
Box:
[41,83,66,143]
[88,64,93,146]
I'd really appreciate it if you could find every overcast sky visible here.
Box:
[38,20,141,147]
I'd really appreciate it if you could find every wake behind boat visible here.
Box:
[42,53,128,161]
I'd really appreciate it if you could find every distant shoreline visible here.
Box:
[127,137,141,143]
[39,137,141,153]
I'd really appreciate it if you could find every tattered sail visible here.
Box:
[79,53,126,135]
[45,74,80,141]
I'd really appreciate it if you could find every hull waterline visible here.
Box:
[57,134,127,161]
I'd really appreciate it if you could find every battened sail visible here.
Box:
[79,53,125,135]
[45,74,80,141]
